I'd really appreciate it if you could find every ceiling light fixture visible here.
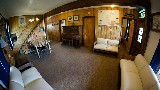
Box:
[111,5,115,8]
[29,18,34,22]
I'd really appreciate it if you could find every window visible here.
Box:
[137,27,143,43]
[139,8,145,19]
[150,40,160,75]
[124,19,130,41]
[5,20,14,50]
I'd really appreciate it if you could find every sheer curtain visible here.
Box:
[150,39,160,73]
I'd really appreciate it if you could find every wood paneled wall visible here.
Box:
[46,7,138,42]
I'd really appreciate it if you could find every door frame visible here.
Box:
[122,17,137,53]
[82,16,95,46]
[59,20,62,42]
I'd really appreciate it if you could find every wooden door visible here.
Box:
[83,17,95,48]
[59,20,62,41]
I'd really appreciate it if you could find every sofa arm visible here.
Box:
[94,41,97,46]
[22,67,42,86]
[93,41,97,52]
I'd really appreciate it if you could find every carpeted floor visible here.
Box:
[27,42,122,90]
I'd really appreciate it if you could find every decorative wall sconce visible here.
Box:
[29,18,34,22]
[36,18,39,21]
[29,17,39,22]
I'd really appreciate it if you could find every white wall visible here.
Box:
[144,0,160,63]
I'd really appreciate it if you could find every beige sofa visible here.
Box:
[120,54,160,90]
[93,38,119,53]
[9,66,54,90]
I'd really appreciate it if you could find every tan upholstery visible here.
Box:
[120,59,138,73]
[9,81,25,90]
[139,66,159,90]
[121,71,143,90]
[25,79,53,90]
[120,54,160,90]
[9,66,54,90]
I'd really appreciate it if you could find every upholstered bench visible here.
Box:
[93,38,119,53]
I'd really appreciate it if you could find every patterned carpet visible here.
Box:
[26,42,121,90]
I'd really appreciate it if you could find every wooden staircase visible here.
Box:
[13,18,43,54]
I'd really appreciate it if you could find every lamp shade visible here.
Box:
[0,39,8,48]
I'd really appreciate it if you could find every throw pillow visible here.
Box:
[97,38,104,44]
[108,40,119,46]
[103,39,109,45]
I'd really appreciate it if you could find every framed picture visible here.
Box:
[152,12,160,32]
[73,15,79,21]
[68,16,73,21]
[19,16,26,26]
[61,19,66,26]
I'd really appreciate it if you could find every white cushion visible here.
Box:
[94,44,107,50]
[25,78,54,90]
[22,67,42,86]
[121,71,143,90]
[120,59,138,73]
[108,40,119,46]
[103,39,109,45]
[134,54,148,71]
[106,45,118,53]
[139,65,159,90]
[10,66,24,87]
[97,38,104,44]
[9,81,25,90]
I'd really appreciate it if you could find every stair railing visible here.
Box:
[19,18,43,53]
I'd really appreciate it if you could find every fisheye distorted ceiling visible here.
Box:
[0,0,76,18]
